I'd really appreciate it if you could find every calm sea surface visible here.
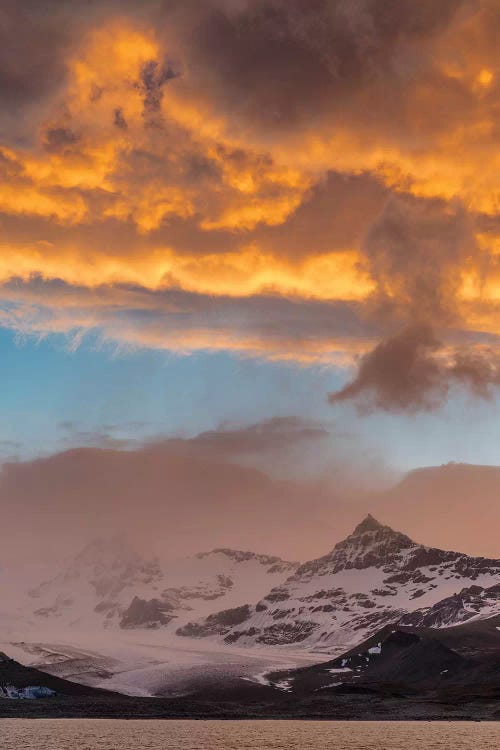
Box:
[1,720,499,749]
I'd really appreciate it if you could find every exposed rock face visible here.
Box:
[120,597,174,629]
[178,515,500,652]
[401,583,500,628]
[176,605,252,638]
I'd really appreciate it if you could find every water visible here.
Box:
[1,720,499,749]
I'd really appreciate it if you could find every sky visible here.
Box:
[0,0,500,563]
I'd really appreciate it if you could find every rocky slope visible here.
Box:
[265,613,500,695]
[177,515,500,652]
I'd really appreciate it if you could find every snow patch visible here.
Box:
[329,667,352,674]
[273,679,293,692]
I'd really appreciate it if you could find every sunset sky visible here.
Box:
[1,1,500,560]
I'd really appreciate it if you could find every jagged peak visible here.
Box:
[352,514,386,535]
[325,514,416,560]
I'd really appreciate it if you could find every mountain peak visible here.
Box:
[353,514,385,535]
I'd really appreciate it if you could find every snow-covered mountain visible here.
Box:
[26,537,161,629]
[26,538,298,631]
[176,515,500,652]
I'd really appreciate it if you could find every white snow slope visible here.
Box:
[18,538,298,633]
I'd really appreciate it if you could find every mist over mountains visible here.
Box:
[1,435,499,568]
[5,513,499,656]
[1,500,499,717]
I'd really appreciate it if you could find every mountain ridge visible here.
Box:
[177,515,500,652]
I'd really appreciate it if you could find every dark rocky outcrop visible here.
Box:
[176,604,252,637]
[120,597,174,629]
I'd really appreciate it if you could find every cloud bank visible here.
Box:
[0,416,374,564]
[0,1,499,409]
[2,418,497,566]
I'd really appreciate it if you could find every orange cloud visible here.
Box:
[0,241,372,302]
[0,2,499,371]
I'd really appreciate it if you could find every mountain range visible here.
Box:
[2,509,500,720]
[18,512,500,663]
[176,515,500,653]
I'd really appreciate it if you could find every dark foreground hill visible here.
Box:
[266,615,500,696]
[1,618,500,720]
[0,651,119,700]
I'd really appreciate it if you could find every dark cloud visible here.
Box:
[325,193,494,414]
[44,126,79,152]
[253,171,389,259]
[53,416,328,467]
[180,416,328,457]
[150,417,331,477]
[187,0,466,132]
[362,194,476,323]
[113,107,128,130]
[0,439,21,449]
[0,0,113,144]
[450,349,500,398]
[0,4,70,131]
[57,428,135,451]
[0,0,471,145]
[138,58,179,119]
[329,323,500,413]
[0,0,179,142]
[329,323,445,412]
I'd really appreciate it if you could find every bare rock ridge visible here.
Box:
[177,515,500,652]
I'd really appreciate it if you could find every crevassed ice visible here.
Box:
[0,685,56,699]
